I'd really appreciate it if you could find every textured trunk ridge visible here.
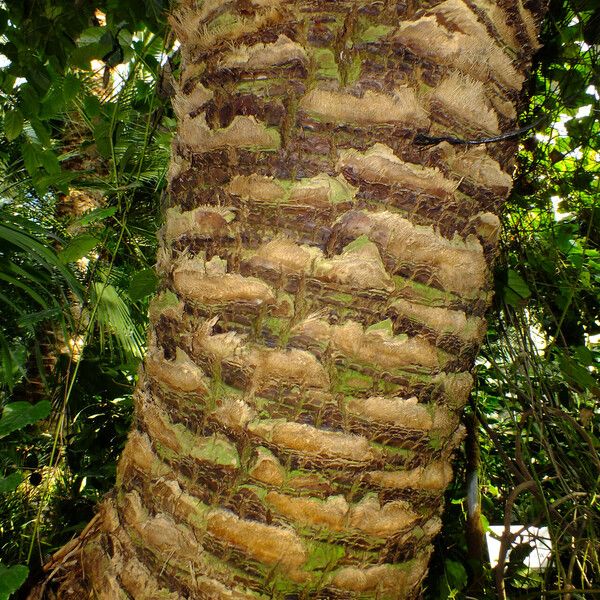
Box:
[48,1,544,598]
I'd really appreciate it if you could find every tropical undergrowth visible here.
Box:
[0,2,174,595]
[428,1,600,598]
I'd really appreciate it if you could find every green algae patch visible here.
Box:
[360,24,394,43]
[394,275,462,307]
[366,318,394,336]
[312,48,340,80]
[329,292,354,304]
[345,54,362,85]
[428,433,443,450]
[342,234,373,254]
[304,540,346,572]
[149,289,181,319]
[236,77,286,94]
[334,368,374,393]
[192,435,241,467]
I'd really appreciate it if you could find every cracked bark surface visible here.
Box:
[34,1,546,598]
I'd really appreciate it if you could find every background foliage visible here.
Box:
[0,1,598,598]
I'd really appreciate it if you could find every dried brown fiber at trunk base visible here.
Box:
[28,0,547,598]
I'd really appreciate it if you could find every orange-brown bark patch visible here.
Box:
[299,88,429,128]
[265,491,349,530]
[348,495,419,537]
[165,205,235,243]
[206,510,309,576]
[335,210,487,298]
[217,34,307,71]
[365,461,453,491]
[179,114,280,153]
[173,256,276,307]
[248,446,286,486]
[248,420,377,463]
[430,72,500,135]
[145,346,209,394]
[345,396,433,431]
[172,83,214,119]
[389,299,486,344]
[437,142,513,196]
[296,318,447,371]
[337,143,457,198]
[247,347,330,390]
[328,554,430,597]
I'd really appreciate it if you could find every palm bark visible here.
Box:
[36,1,545,598]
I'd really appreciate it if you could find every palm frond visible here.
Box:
[90,282,144,360]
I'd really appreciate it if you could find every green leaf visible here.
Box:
[480,513,490,532]
[39,149,60,175]
[0,472,23,493]
[559,69,588,108]
[32,171,78,195]
[444,559,468,592]
[76,206,117,226]
[21,142,43,175]
[63,74,81,104]
[77,26,105,47]
[128,268,158,300]
[93,119,112,158]
[0,401,51,439]
[558,354,599,392]
[0,222,81,295]
[30,118,51,147]
[18,84,40,118]
[504,269,531,306]
[40,85,65,119]
[58,234,100,263]
[83,94,101,118]
[1,73,16,95]
[4,109,23,141]
[0,563,28,600]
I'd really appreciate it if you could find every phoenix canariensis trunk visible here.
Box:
[37,1,545,598]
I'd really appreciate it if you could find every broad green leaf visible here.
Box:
[30,118,51,147]
[32,171,78,195]
[70,45,101,70]
[4,109,23,141]
[21,142,43,175]
[71,27,113,68]
[76,206,117,226]
[0,401,51,439]
[63,74,81,104]
[58,234,100,263]
[579,270,591,289]
[558,355,599,392]
[559,68,588,108]
[128,268,158,301]
[0,563,28,600]
[40,85,65,119]
[93,119,112,158]
[0,472,22,493]
[444,559,468,592]
[1,73,16,94]
[39,149,60,175]
[18,84,39,118]
[83,94,102,118]
[77,26,104,47]
[504,269,531,306]
[480,513,490,532]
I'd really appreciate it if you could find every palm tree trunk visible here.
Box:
[36,1,545,598]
